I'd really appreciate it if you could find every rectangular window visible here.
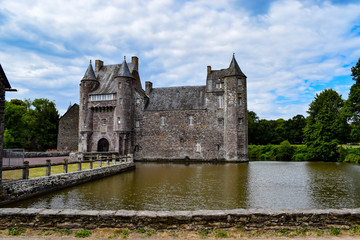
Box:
[217,95,223,109]
[215,82,223,89]
[196,143,201,153]
[136,98,140,104]
[118,82,122,88]
[119,98,123,104]
[238,96,242,106]
[135,120,140,128]
[117,117,121,124]
[102,119,106,126]
[90,94,114,101]
[237,79,242,86]
[189,116,194,126]
[83,98,85,104]
[238,118,243,125]
[160,116,165,126]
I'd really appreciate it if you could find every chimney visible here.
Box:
[145,81,152,95]
[207,66,211,75]
[131,56,138,72]
[95,60,104,72]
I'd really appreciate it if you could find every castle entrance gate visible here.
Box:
[97,138,109,152]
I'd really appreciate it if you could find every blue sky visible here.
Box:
[1,0,360,119]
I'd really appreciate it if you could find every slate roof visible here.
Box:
[90,62,136,95]
[82,62,96,81]
[145,86,206,111]
[207,55,246,79]
[0,64,11,89]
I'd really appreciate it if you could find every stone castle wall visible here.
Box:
[57,104,79,151]
[136,109,225,161]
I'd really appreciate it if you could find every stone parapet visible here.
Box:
[0,208,359,230]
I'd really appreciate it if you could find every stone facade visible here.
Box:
[77,55,248,161]
[57,104,79,150]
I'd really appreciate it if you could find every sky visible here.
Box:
[1,0,360,120]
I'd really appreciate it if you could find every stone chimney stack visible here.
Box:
[95,60,104,72]
[145,81,152,95]
[207,66,211,75]
[131,56,138,72]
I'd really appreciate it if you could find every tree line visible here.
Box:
[249,57,360,162]
[4,98,59,151]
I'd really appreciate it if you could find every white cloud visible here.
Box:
[1,0,360,119]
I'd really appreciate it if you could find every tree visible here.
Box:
[285,114,306,144]
[4,98,59,151]
[304,89,349,161]
[344,58,360,142]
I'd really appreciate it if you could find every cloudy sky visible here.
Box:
[1,0,360,119]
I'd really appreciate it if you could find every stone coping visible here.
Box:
[0,208,360,230]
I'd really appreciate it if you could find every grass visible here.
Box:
[2,161,115,180]
[75,228,91,238]
[8,226,26,236]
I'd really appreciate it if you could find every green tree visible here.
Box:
[344,58,360,142]
[4,98,59,151]
[285,114,306,144]
[304,89,349,161]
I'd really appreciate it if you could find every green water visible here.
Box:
[6,161,360,210]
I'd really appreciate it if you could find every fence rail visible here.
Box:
[3,154,132,180]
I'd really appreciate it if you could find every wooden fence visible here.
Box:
[2,154,133,180]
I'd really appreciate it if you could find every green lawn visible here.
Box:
[2,162,114,181]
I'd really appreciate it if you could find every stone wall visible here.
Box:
[57,104,79,151]
[0,208,359,230]
[0,162,135,206]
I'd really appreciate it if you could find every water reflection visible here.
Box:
[5,162,360,210]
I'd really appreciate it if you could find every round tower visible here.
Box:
[114,57,135,155]
[79,61,99,152]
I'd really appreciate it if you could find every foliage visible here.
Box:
[330,227,341,236]
[75,228,91,238]
[4,98,59,151]
[198,229,210,238]
[8,225,25,236]
[248,111,306,145]
[276,140,294,161]
[304,89,349,161]
[351,57,360,84]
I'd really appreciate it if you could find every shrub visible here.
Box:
[277,140,294,161]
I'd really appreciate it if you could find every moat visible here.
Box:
[6,161,360,210]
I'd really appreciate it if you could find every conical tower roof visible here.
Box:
[226,54,246,78]
[82,60,96,81]
[118,57,133,78]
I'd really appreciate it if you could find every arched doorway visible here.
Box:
[97,138,109,152]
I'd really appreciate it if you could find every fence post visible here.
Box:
[23,161,29,179]
[107,158,110,166]
[89,160,93,169]
[112,155,116,165]
[78,161,82,171]
[63,159,68,173]
[46,159,51,176]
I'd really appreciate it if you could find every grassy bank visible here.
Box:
[249,141,360,164]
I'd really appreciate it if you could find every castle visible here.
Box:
[62,55,248,161]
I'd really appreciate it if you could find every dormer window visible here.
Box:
[216,83,222,89]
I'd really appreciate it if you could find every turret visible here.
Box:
[114,57,135,133]
[222,54,248,161]
[79,61,99,152]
